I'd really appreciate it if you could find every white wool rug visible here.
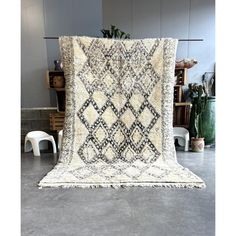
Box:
[39,36,205,188]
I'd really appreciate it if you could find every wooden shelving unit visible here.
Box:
[173,85,182,102]
[49,112,65,131]
[175,68,187,85]
[46,70,65,131]
[173,68,191,129]
[54,88,65,91]
[173,102,191,128]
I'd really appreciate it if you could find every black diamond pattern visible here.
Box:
[76,38,161,164]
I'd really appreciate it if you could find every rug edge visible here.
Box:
[38,181,206,189]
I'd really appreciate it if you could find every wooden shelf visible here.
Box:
[173,124,189,129]
[46,70,65,89]
[173,103,191,128]
[53,88,65,92]
[173,67,191,128]
[173,85,182,103]
[175,68,187,85]
[49,112,65,131]
[45,70,65,114]
[174,102,191,107]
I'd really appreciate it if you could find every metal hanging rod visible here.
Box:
[43,36,203,42]
[178,39,203,41]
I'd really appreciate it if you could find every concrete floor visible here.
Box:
[21,148,215,236]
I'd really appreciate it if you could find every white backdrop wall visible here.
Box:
[43,0,103,69]
[21,0,102,107]
[21,0,50,107]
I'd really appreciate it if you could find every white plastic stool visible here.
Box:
[173,127,190,152]
[58,130,63,151]
[24,131,57,156]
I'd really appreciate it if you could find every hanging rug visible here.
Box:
[39,36,205,188]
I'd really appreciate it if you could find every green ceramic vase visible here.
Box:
[201,96,215,145]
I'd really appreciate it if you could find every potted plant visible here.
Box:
[188,83,208,152]
[101,25,130,39]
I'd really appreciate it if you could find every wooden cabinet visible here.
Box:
[173,102,191,128]
[173,68,191,129]
[46,70,65,131]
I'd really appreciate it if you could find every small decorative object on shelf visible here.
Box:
[175,59,198,69]
[53,75,65,88]
[46,70,65,89]
[54,60,63,71]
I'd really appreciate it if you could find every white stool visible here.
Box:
[58,130,63,151]
[24,131,57,156]
[173,127,190,152]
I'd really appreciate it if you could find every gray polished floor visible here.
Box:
[21,148,215,236]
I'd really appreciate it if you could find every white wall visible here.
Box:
[21,0,50,107]
[43,0,103,69]
[102,0,215,83]
[21,0,103,108]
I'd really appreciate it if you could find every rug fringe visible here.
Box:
[38,182,205,189]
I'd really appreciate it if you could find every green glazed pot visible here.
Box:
[201,96,215,145]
